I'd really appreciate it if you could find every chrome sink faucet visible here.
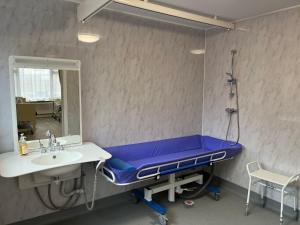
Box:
[45,130,63,153]
[46,130,56,149]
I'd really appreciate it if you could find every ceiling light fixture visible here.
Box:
[190,49,205,55]
[78,33,100,43]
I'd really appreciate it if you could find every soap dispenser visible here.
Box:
[19,133,29,155]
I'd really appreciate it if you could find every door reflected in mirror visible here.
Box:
[12,63,81,149]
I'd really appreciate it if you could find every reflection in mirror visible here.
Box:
[12,61,81,150]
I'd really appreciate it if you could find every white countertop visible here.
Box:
[0,142,111,178]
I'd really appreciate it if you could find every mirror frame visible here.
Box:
[9,56,82,153]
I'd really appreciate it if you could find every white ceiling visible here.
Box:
[154,0,300,21]
[69,0,300,21]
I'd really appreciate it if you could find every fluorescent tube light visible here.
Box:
[78,33,100,43]
[190,49,205,55]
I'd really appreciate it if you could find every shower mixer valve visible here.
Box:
[225,108,238,114]
[226,78,237,84]
[226,72,237,98]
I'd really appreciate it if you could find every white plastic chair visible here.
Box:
[246,161,299,225]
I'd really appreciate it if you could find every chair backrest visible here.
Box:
[16,103,36,122]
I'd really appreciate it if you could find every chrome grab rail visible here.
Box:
[136,150,227,180]
[101,166,116,183]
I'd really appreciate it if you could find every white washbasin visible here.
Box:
[31,151,82,177]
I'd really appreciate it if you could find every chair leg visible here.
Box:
[294,193,296,211]
[295,187,299,221]
[245,177,252,216]
[280,190,284,225]
[294,194,299,221]
[261,184,266,208]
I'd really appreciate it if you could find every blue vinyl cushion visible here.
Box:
[107,158,136,172]
[104,135,242,184]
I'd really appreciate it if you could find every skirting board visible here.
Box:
[219,177,299,219]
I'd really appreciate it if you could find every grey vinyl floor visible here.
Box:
[51,189,299,225]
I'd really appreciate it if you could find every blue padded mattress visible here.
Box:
[103,135,242,185]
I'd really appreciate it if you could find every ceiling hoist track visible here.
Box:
[77,0,235,29]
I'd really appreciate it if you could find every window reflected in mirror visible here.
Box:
[13,67,81,146]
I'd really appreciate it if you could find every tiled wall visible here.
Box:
[0,0,204,224]
[204,8,300,202]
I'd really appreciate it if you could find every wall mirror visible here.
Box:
[9,56,82,152]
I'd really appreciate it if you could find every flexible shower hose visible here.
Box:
[225,81,240,145]
[225,50,240,145]
[83,160,103,211]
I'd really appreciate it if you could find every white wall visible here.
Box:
[204,7,300,204]
[1,0,300,224]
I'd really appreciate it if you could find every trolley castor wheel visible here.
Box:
[214,193,220,201]
[158,214,168,225]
